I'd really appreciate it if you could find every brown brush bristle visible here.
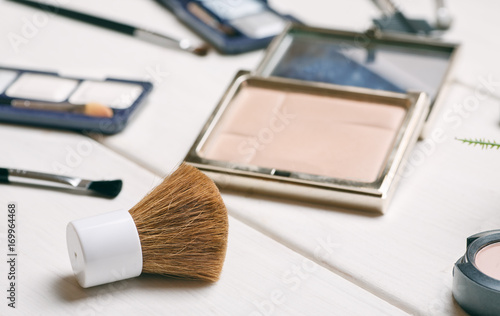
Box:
[192,43,210,56]
[129,163,228,282]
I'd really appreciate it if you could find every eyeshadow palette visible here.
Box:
[196,0,286,39]
[256,24,459,137]
[0,67,153,134]
[156,0,299,54]
[185,71,430,213]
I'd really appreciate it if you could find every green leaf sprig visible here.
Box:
[456,138,500,150]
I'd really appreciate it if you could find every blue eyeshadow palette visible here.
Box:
[256,24,460,137]
[0,67,153,134]
[156,0,299,54]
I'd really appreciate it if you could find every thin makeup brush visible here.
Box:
[66,163,229,288]
[0,167,123,198]
[0,96,113,118]
[8,0,210,56]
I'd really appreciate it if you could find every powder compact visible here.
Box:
[185,24,459,213]
[453,230,500,316]
[0,67,153,134]
[186,71,429,212]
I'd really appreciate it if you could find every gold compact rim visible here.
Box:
[185,72,430,213]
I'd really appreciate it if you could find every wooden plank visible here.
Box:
[0,125,407,315]
[216,83,500,316]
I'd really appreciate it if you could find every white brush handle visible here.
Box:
[435,0,452,30]
[66,210,143,288]
[134,28,194,51]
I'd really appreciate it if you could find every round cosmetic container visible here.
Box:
[453,230,500,316]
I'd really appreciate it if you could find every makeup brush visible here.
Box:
[0,97,113,118]
[435,0,453,30]
[66,163,229,288]
[0,167,122,198]
[8,0,210,56]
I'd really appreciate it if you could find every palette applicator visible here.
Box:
[0,97,113,118]
[66,163,229,288]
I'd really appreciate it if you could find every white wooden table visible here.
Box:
[1,1,499,315]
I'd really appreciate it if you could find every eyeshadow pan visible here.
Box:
[0,70,19,94]
[69,81,143,109]
[453,231,500,316]
[6,73,79,102]
[475,243,500,280]
[230,10,286,39]
[201,0,264,20]
[199,85,406,183]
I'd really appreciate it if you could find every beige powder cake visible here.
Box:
[199,84,406,183]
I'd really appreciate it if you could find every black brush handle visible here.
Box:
[8,0,136,35]
[0,168,10,183]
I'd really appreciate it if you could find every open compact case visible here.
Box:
[186,71,429,213]
[256,24,460,137]
[185,24,460,213]
[0,67,153,134]
[156,0,299,54]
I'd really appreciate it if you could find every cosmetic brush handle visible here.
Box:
[435,0,452,30]
[0,168,8,183]
[2,168,90,188]
[0,167,122,197]
[0,96,82,111]
[8,0,135,35]
[0,97,113,118]
[8,0,209,56]
[132,29,191,50]
[10,100,84,112]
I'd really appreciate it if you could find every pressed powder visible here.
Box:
[186,73,430,212]
[69,81,144,109]
[0,70,18,93]
[475,243,500,280]
[199,85,406,183]
[6,73,79,102]
[255,25,459,138]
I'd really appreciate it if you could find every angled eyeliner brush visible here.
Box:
[0,168,123,198]
[7,0,210,56]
